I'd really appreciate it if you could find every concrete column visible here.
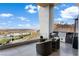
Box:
[38,4,54,39]
[49,6,54,33]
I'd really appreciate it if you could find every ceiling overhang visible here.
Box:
[76,3,79,6]
[37,3,55,7]
[38,3,79,6]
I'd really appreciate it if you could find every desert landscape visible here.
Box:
[0,29,39,45]
[0,23,75,45]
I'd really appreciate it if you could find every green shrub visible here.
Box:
[0,38,10,45]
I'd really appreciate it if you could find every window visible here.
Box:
[53,3,78,32]
[0,3,40,45]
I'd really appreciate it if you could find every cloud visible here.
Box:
[56,18,62,21]
[54,17,75,25]
[8,21,12,23]
[25,4,37,14]
[60,6,79,19]
[18,24,23,27]
[18,23,31,27]
[18,17,26,21]
[54,18,62,23]
[0,13,13,17]
[1,22,6,25]
[62,4,66,6]
[54,18,62,24]
[37,5,40,11]
[33,24,40,30]
[17,23,40,29]
[54,6,59,9]
[17,16,30,21]
[24,24,39,30]
[25,23,31,27]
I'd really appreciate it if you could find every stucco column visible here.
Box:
[49,5,54,34]
[38,4,54,39]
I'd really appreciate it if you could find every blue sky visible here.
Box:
[0,3,39,29]
[54,3,78,24]
[0,3,78,29]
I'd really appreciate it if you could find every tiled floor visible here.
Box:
[50,42,78,56]
[0,42,78,56]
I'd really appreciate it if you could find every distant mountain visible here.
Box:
[0,29,35,35]
[53,24,75,32]
[0,29,34,31]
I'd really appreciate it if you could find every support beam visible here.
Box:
[38,4,54,39]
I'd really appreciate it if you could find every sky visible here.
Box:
[54,3,79,24]
[0,3,78,29]
[0,3,39,29]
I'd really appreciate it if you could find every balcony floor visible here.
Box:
[0,42,78,56]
